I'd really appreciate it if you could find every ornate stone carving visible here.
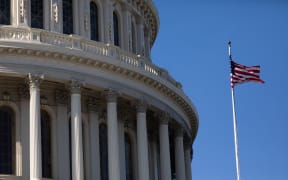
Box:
[104,89,117,103]
[19,0,27,23]
[175,128,184,138]
[52,3,59,24]
[70,80,82,94]
[55,89,68,105]
[27,73,44,89]
[136,99,147,113]
[159,112,170,125]
[2,91,11,101]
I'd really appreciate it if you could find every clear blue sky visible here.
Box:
[152,0,288,179]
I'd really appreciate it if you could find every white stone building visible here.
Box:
[0,0,198,180]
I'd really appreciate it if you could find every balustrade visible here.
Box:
[0,27,182,91]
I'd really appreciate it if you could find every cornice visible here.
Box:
[0,29,198,140]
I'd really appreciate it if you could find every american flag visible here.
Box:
[230,60,264,87]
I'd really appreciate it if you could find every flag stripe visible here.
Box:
[230,60,264,87]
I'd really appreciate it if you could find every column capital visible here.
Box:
[184,141,192,150]
[104,89,118,103]
[159,112,170,125]
[136,99,147,113]
[175,128,184,138]
[136,16,144,25]
[27,73,44,89]
[87,97,101,113]
[70,80,83,94]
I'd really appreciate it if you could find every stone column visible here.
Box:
[16,0,29,26]
[118,117,126,180]
[136,101,150,180]
[151,137,159,180]
[122,8,131,51]
[88,97,101,180]
[28,73,43,180]
[18,85,30,179]
[51,0,60,32]
[73,0,79,34]
[103,0,112,44]
[55,90,70,180]
[105,90,121,180]
[144,32,151,58]
[83,119,91,180]
[184,144,192,180]
[43,0,50,30]
[159,113,171,180]
[136,18,144,55]
[70,80,84,180]
[175,129,186,180]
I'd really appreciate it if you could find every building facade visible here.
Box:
[0,0,198,180]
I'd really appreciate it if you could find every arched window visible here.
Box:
[0,0,10,25]
[41,110,52,178]
[0,106,14,174]
[131,22,136,53]
[90,1,99,41]
[63,0,73,34]
[31,0,43,29]
[99,123,108,180]
[125,133,133,180]
[113,11,120,46]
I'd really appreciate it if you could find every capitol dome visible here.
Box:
[0,0,198,180]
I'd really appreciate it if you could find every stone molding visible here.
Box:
[175,128,184,138]
[159,112,170,125]
[0,29,198,140]
[70,80,82,94]
[27,73,44,89]
[104,89,118,103]
[136,99,147,113]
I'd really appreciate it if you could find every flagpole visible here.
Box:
[229,41,241,180]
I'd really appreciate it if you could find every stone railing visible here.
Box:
[0,27,181,90]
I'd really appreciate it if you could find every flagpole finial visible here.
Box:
[228,41,232,60]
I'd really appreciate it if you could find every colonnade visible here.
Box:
[27,74,193,180]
